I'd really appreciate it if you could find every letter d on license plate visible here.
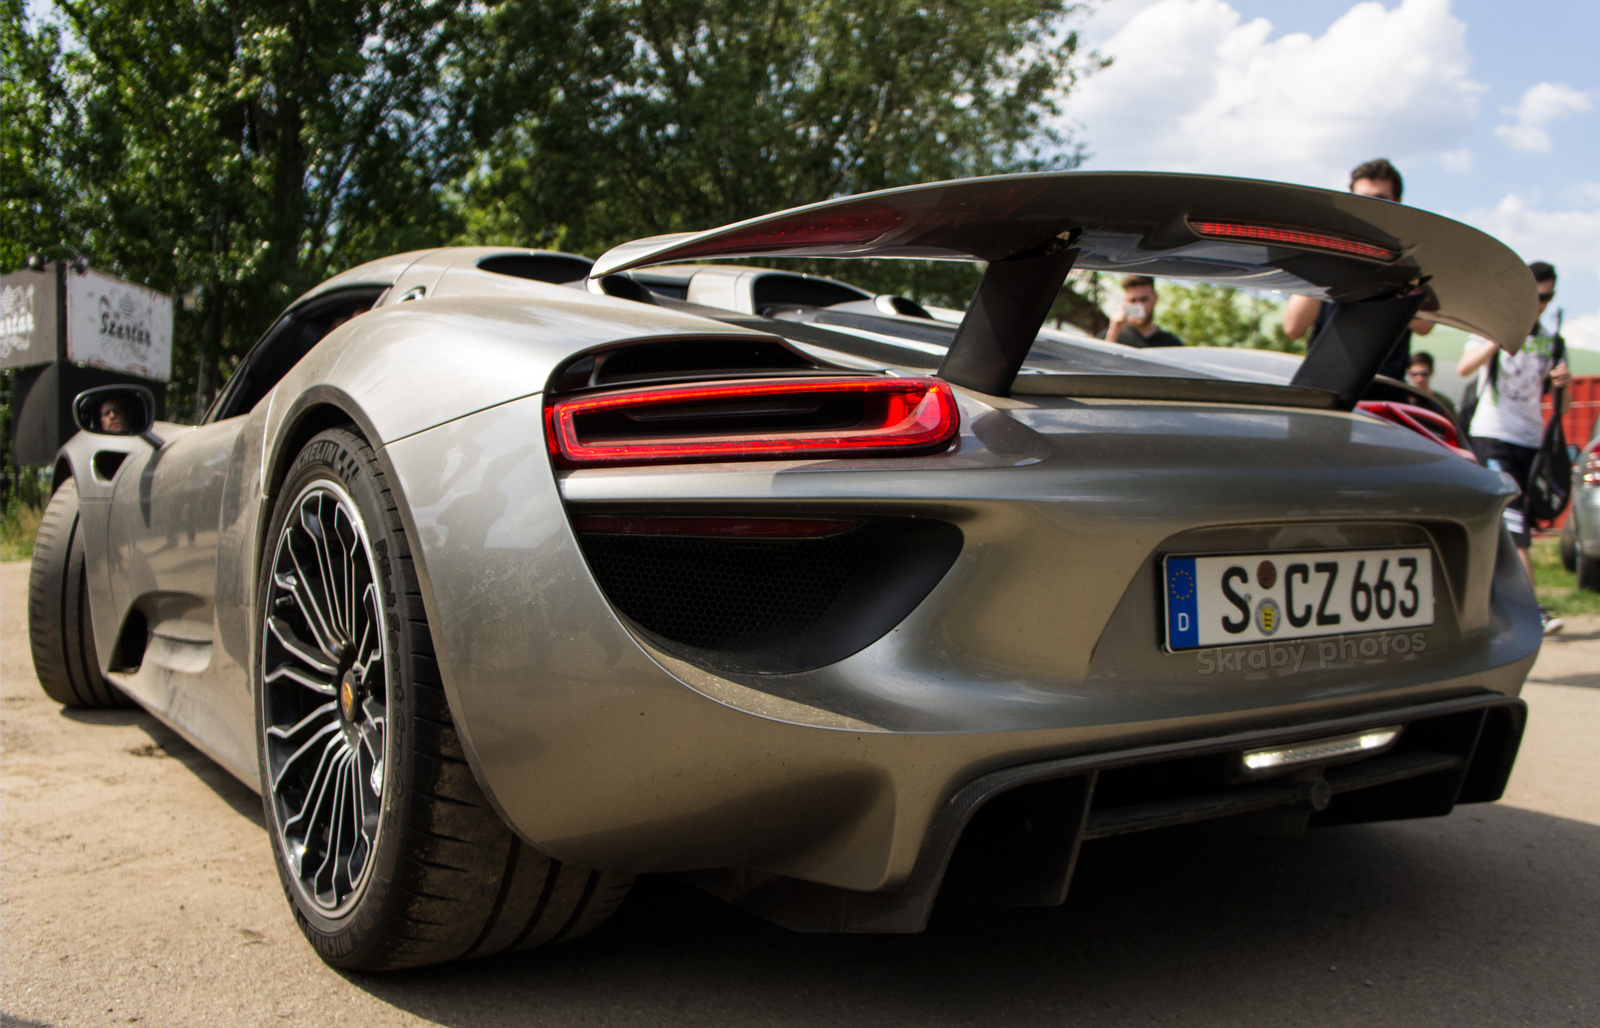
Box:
[1163,548,1434,651]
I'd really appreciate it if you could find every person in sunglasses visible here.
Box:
[1405,351,1457,422]
[1457,261,1570,633]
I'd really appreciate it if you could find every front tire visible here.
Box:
[27,478,131,708]
[258,427,632,970]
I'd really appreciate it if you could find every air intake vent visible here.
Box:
[477,253,594,283]
[579,531,862,651]
[551,338,822,393]
[574,516,963,674]
[598,340,814,383]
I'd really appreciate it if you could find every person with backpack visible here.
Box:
[1458,260,1571,634]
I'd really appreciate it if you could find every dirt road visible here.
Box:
[3,559,1597,1027]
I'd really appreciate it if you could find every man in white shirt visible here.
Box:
[1458,261,1570,633]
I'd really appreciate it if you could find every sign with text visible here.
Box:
[0,269,58,371]
[64,268,173,382]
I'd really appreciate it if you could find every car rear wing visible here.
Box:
[591,172,1536,405]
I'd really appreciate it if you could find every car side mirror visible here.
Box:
[73,385,163,447]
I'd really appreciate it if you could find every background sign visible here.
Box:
[64,268,173,382]
[0,269,59,371]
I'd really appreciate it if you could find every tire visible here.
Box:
[1577,552,1600,593]
[1559,519,1578,572]
[27,478,132,708]
[257,426,632,970]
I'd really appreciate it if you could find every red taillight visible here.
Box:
[546,376,960,467]
[1584,445,1600,488]
[1190,221,1399,262]
[1356,401,1476,462]
[650,203,906,263]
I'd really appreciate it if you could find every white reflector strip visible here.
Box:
[1243,726,1401,771]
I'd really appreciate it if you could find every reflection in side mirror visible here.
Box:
[72,385,162,447]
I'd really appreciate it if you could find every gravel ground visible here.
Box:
[3,560,1597,1027]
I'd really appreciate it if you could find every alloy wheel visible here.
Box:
[261,480,389,916]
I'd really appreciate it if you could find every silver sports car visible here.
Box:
[29,172,1542,970]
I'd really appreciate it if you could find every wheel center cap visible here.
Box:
[339,673,358,721]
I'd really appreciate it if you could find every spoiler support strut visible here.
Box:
[937,242,1079,396]
[1290,292,1426,410]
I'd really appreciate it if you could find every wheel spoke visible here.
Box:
[282,550,342,659]
[274,721,342,795]
[266,663,336,696]
[310,751,346,895]
[266,701,338,741]
[348,757,370,887]
[267,616,338,675]
[303,496,347,648]
[282,739,342,842]
[336,506,360,640]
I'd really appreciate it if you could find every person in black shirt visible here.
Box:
[1105,275,1183,348]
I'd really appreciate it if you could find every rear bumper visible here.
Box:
[381,392,1539,897]
[689,692,1526,933]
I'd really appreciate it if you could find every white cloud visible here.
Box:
[1065,0,1485,188]
[1493,82,1593,153]
[1439,149,1473,173]
[1563,312,1600,354]
[1453,187,1600,351]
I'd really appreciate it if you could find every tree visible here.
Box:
[4,0,1107,417]
[456,0,1102,306]
[1156,282,1302,353]
[3,0,474,416]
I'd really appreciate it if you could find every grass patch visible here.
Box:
[0,502,41,562]
[1532,535,1600,617]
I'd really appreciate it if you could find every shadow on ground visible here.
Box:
[329,805,1598,1027]
[88,692,1598,1026]
[61,704,266,828]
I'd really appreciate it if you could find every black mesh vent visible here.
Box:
[1021,342,1211,378]
[595,340,814,383]
[805,310,1200,377]
[814,310,957,348]
[577,530,863,650]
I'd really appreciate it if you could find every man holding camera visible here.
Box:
[1104,275,1183,348]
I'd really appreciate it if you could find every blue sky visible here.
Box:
[1065,0,1600,348]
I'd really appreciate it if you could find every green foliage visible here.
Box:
[4,0,475,418]
[455,0,1102,305]
[3,0,1103,412]
[1,496,43,561]
[1156,282,1303,354]
[1533,537,1600,617]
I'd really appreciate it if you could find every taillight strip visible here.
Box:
[1190,221,1399,262]
[546,376,960,467]
[1356,401,1476,463]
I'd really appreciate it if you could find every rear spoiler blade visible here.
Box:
[592,172,1536,367]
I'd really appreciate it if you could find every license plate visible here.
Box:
[1163,548,1434,651]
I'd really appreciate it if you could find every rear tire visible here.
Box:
[27,478,131,708]
[1577,552,1600,593]
[258,426,632,970]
